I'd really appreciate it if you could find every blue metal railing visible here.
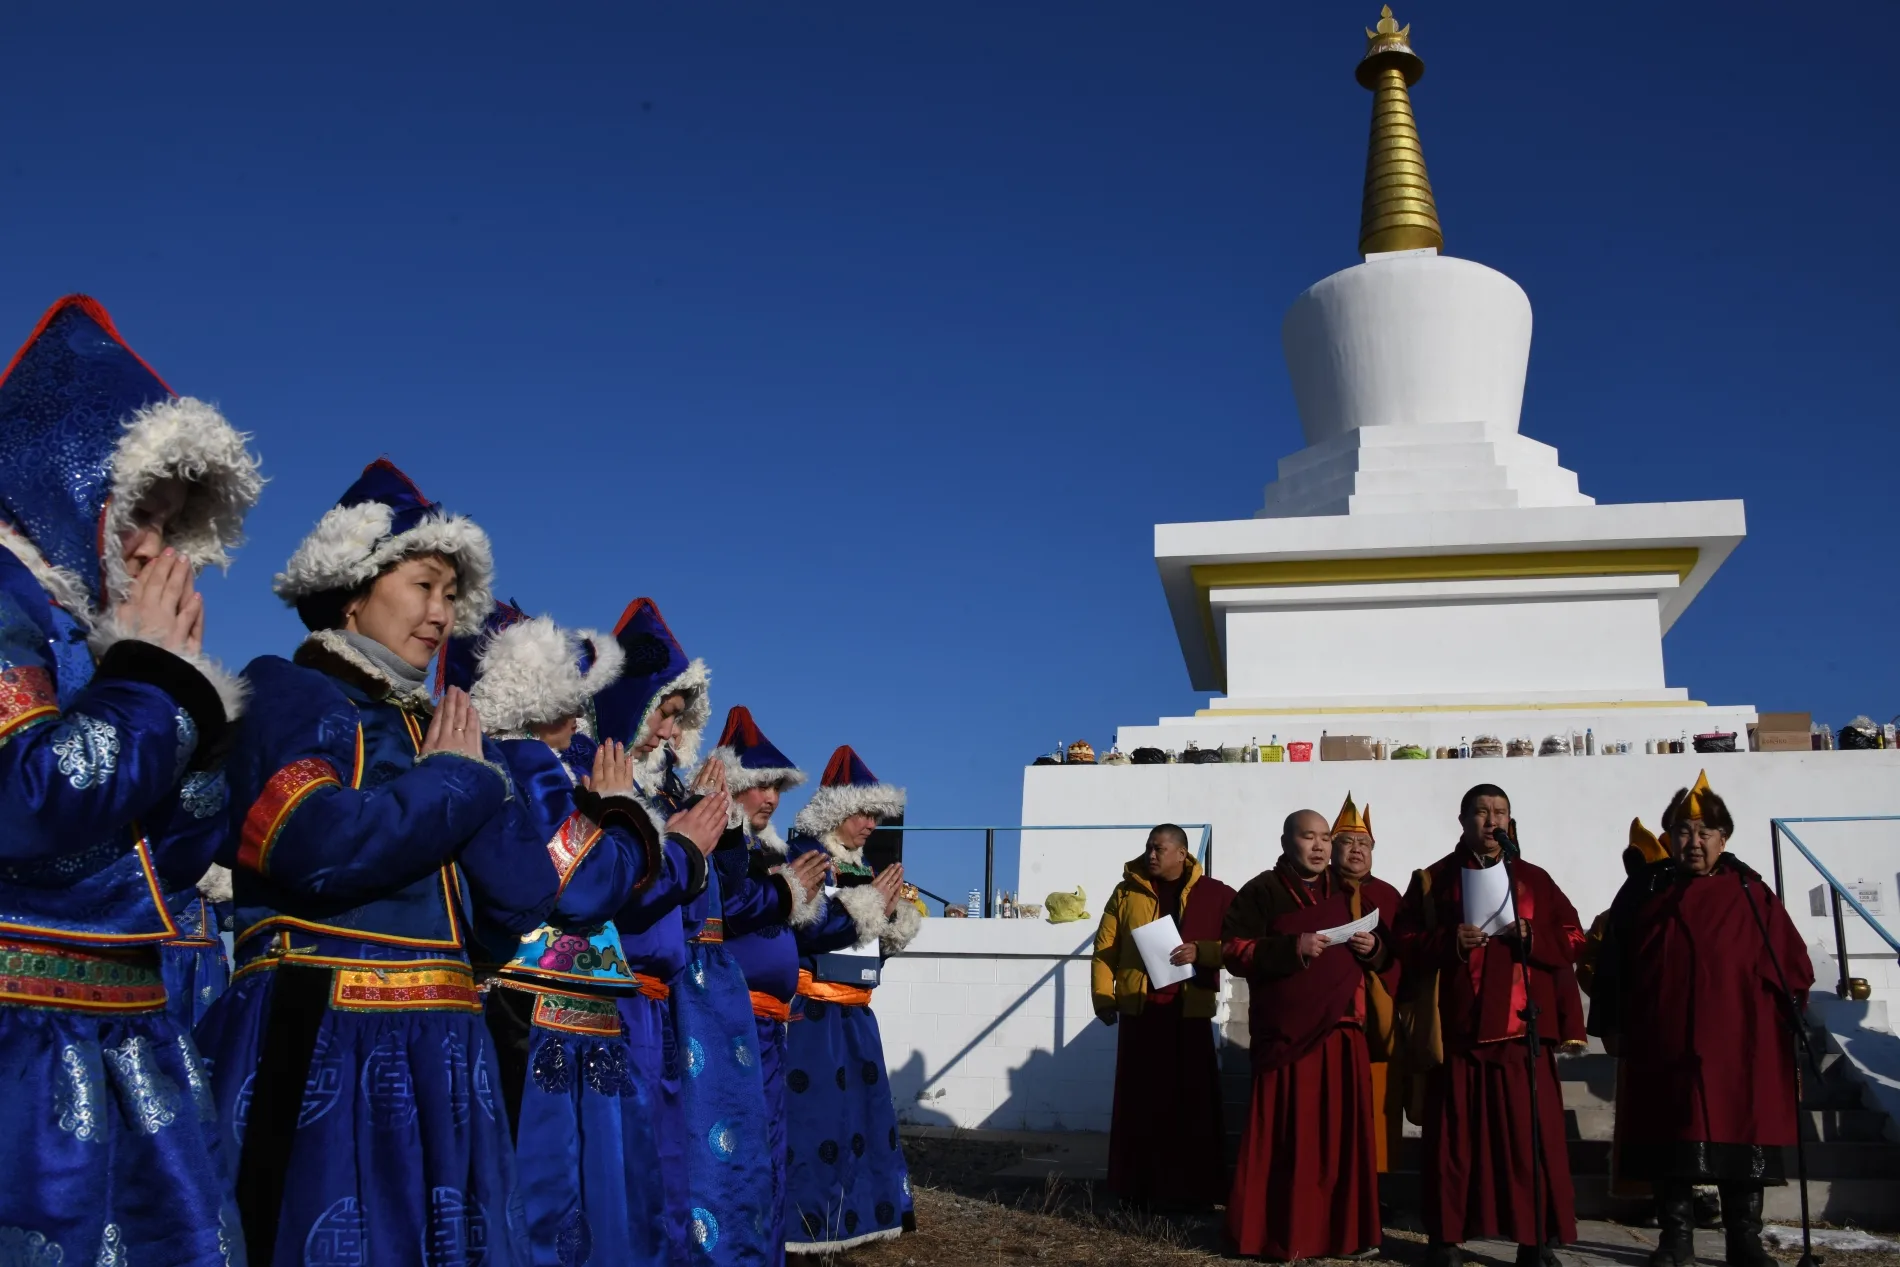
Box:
[897,823,1214,917]
[1770,816,1900,997]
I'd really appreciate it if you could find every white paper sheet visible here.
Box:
[1131,916,1195,988]
[1462,863,1517,935]
[1312,909,1379,946]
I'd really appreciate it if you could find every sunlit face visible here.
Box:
[633,693,688,759]
[342,554,459,670]
[1282,811,1332,878]
[118,477,190,578]
[1461,795,1512,854]
[1670,818,1728,877]
[530,716,580,752]
[1332,830,1374,881]
[836,813,879,852]
[1143,831,1189,882]
[735,784,780,832]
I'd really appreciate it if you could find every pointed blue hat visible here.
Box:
[274,457,495,634]
[711,705,805,792]
[592,596,710,770]
[792,744,905,838]
[0,295,260,615]
[440,598,624,736]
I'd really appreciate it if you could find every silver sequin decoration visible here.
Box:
[93,1224,124,1267]
[172,707,199,778]
[50,714,119,789]
[55,1044,102,1143]
[102,1035,182,1134]
[0,1226,64,1266]
[177,771,227,820]
[177,1032,217,1122]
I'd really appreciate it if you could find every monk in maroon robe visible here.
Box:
[1222,809,1388,1260]
[1395,783,1587,1267]
[1331,793,1404,1172]
[1094,824,1236,1210]
[1588,773,1813,1267]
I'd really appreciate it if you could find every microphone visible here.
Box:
[1492,826,1520,861]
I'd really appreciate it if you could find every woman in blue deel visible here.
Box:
[0,294,263,1264]
[199,458,560,1267]
[783,747,923,1256]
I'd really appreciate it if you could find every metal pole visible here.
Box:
[1830,886,1851,998]
[983,828,995,918]
[1771,821,1785,900]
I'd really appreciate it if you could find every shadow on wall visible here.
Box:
[889,946,1119,1133]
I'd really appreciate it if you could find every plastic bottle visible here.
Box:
[1585,727,1596,756]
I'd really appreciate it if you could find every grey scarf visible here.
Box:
[339,629,429,689]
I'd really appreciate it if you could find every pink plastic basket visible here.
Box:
[1287,741,1313,762]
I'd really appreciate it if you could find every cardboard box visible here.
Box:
[1751,712,1812,753]
[1320,734,1376,762]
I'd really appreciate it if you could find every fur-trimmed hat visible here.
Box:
[592,596,710,775]
[711,705,806,793]
[0,295,262,621]
[792,745,905,838]
[438,599,624,737]
[274,458,494,635]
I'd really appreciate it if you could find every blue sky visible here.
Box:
[4,3,1891,908]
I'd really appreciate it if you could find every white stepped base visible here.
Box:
[1260,421,1594,518]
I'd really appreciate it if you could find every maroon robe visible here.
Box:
[1396,846,1586,1246]
[1221,863,1384,1259]
[1106,872,1235,1207]
[1588,856,1813,1182]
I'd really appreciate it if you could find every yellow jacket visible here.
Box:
[1090,855,1230,1019]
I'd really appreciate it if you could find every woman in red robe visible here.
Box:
[1222,809,1388,1260]
[1395,784,1587,1267]
[1587,773,1813,1267]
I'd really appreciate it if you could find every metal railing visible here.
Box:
[1770,817,1900,997]
[897,822,1215,917]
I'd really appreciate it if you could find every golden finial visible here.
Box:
[1356,7,1443,257]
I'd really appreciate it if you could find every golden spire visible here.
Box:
[1356,7,1443,256]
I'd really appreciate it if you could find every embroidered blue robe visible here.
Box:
[781,833,914,1255]
[198,640,560,1267]
[0,548,243,1266]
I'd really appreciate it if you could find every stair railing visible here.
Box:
[1770,816,1900,997]
[896,822,1214,917]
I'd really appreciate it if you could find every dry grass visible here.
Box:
[809,1137,1900,1267]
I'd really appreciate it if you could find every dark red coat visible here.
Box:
[1588,856,1813,1148]
[1394,847,1587,1051]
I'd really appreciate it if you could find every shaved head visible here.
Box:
[1282,810,1332,878]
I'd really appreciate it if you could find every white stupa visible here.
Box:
[1140,7,1747,743]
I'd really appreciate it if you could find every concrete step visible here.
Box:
[1566,1106,1893,1143]
[1376,1171,1900,1231]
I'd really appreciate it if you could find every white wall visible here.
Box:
[1017,751,1900,953]
[1222,592,1669,700]
[877,920,1159,1133]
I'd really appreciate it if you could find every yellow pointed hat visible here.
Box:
[1681,769,1715,822]
[1628,817,1668,865]
[1333,792,1373,839]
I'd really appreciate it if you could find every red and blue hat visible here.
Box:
[792,744,905,838]
[592,596,710,773]
[438,598,623,736]
[0,295,261,618]
[710,706,805,793]
[274,458,494,634]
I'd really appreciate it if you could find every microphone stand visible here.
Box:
[1494,829,1547,1257]
[1736,865,1823,1267]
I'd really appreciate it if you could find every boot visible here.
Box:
[1649,1182,1697,1267]
[1515,1244,1562,1267]
[1425,1242,1466,1267]
[1719,1184,1776,1267]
